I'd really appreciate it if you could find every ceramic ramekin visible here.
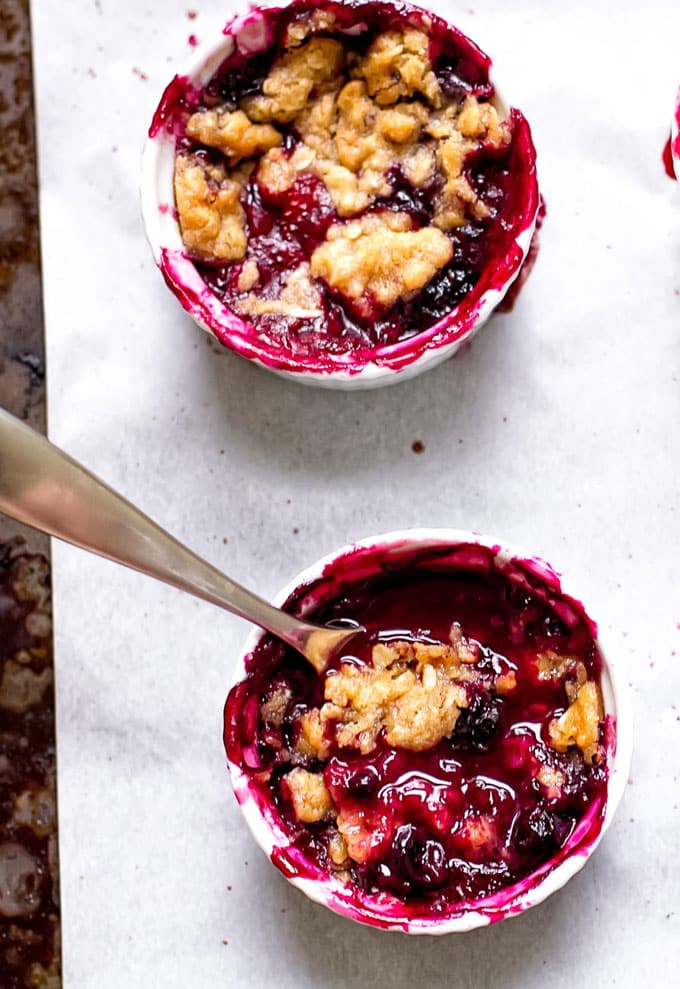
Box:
[141,1,540,390]
[224,528,632,934]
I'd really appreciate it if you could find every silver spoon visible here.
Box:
[0,409,362,673]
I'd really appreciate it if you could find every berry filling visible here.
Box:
[225,545,608,913]
[164,0,538,360]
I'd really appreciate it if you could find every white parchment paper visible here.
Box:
[31,0,680,985]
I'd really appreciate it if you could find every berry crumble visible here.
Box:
[225,544,608,912]
[166,0,538,359]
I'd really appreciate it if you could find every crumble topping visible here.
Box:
[237,262,322,319]
[284,768,334,823]
[549,681,603,763]
[353,29,441,107]
[310,212,453,318]
[242,38,344,124]
[536,650,580,681]
[173,15,518,336]
[327,829,350,867]
[185,109,281,164]
[290,625,499,758]
[174,156,247,261]
[236,259,260,293]
[536,652,603,762]
[284,8,337,47]
[259,684,292,726]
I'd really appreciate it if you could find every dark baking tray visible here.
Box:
[0,1,61,984]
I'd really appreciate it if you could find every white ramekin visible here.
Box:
[141,1,540,390]
[224,528,633,934]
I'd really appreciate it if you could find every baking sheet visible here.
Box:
[31,0,680,985]
[0,2,60,984]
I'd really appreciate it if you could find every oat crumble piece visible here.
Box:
[236,263,322,319]
[327,829,349,867]
[185,108,282,164]
[430,99,510,230]
[296,708,331,760]
[310,212,453,317]
[174,155,247,261]
[260,684,292,726]
[536,650,579,681]
[284,8,337,47]
[258,77,437,218]
[257,146,311,198]
[236,259,260,293]
[548,680,603,763]
[285,768,334,823]
[354,29,441,107]
[294,632,485,756]
[243,38,344,124]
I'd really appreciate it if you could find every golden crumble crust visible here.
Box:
[236,259,260,293]
[236,263,322,319]
[284,8,337,47]
[285,768,334,823]
[536,650,580,681]
[260,684,291,726]
[176,21,518,323]
[548,680,603,763]
[185,108,281,164]
[354,28,441,107]
[309,212,453,317]
[296,708,331,760]
[243,38,344,124]
[292,630,488,757]
[174,155,247,261]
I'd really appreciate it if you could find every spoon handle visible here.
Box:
[0,408,318,657]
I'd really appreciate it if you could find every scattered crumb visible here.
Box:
[132,67,148,81]
[87,67,97,78]
[188,34,200,47]
[187,9,198,18]
[411,440,425,454]
[292,527,299,535]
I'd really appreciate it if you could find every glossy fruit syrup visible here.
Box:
[225,546,608,913]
